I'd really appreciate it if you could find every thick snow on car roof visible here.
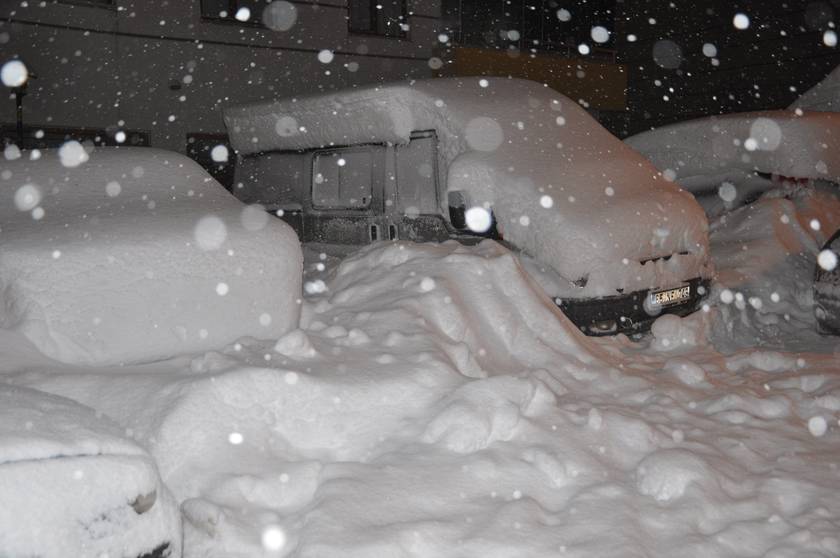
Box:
[626,110,840,192]
[0,147,302,365]
[226,78,710,297]
[790,64,840,112]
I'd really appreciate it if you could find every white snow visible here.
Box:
[0,384,181,558]
[0,147,302,365]
[626,110,840,201]
[2,218,839,557]
[225,78,710,297]
[791,64,840,111]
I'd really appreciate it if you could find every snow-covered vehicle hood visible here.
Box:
[626,110,840,194]
[225,78,710,298]
[0,384,181,558]
[0,384,147,464]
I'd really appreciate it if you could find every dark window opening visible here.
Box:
[56,0,116,7]
[1,124,149,150]
[441,0,616,56]
[186,133,236,191]
[311,147,375,210]
[349,0,408,38]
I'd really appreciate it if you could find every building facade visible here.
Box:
[0,0,442,162]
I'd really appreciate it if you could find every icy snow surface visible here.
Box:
[0,147,302,365]
[225,78,710,297]
[2,209,840,557]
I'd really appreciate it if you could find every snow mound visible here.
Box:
[226,78,710,297]
[650,312,710,352]
[0,384,181,558]
[137,241,599,482]
[0,147,302,365]
[8,240,840,558]
[635,449,713,502]
[323,240,597,368]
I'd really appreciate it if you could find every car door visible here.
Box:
[304,145,388,245]
[388,130,451,243]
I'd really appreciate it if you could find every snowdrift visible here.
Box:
[0,147,303,365]
[0,384,181,558]
[225,78,710,297]
[10,239,840,558]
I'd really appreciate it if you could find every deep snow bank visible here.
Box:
[225,78,710,297]
[0,147,302,365]
[10,239,840,558]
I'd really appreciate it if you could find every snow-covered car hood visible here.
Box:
[0,384,145,464]
[626,110,840,193]
[0,385,182,558]
[225,78,710,297]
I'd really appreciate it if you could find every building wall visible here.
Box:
[0,0,443,152]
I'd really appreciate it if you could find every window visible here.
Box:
[442,0,616,53]
[236,151,305,208]
[312,148,374,210]
[1,125,149,150]
[56,0,115,7]
[396,132,439,215]
[186,133,235,191]
[349,0,408,38]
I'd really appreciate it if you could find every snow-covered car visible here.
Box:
[625,110,840,218]
[626,110,840,334]
[224,78,712,335]
[0,384,181,558]
[1,147,303,365]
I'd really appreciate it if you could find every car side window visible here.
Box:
[396,131,439,215]
[312,148,373,210]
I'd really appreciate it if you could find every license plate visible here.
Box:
[648,284,691,308]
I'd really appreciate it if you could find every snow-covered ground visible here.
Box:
[1,180,839,556]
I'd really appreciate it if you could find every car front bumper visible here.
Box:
[557,277,711,336]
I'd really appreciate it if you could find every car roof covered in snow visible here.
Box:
[790,64,840,112]
[626,110,840,192]
[225,78,709,296]
[1,147,302,365]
